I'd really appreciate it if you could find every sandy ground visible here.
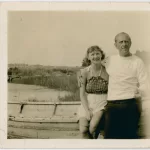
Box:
[8,83,79,139]
[8,83,72,102]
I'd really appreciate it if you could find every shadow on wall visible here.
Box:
[135,50,150,66]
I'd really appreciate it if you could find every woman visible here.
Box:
[77,45,109,139]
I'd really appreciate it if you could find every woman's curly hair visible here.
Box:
[82,45,105,67]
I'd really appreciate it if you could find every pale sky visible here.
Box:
[8,11,150,66]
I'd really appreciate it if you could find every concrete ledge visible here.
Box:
[8,126,81,139]
[8,102,80,118]
[9,116,78,123]
[8,101,81,105]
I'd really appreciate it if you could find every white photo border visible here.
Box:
[0,2,150,148]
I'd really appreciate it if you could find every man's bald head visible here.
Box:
[115,32,131,44]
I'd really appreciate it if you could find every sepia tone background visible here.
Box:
[8,11,150,66]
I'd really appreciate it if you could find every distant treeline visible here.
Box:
[8,64,81,76]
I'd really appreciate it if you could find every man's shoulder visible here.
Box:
[131,54,146,70]
[132,54,144,63]
[132,54,140,59]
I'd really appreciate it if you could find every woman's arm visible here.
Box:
[77,69,92,120]
[101,66,109,81]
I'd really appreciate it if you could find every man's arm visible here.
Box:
[137,59,150,109]
[137,58,150,138]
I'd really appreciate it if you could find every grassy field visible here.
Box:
[8,64,81,101]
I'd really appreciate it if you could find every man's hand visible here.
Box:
[134,89,141,99]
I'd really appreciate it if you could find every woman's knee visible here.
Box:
[80,125,89,134]
[89,111,103,134]
[89,122,97,134]
[79,118,89,134]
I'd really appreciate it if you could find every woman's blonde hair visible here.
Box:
[82,45,105,67]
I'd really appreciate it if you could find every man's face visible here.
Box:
[115,34,131,57]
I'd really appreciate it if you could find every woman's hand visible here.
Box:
[86,109,93,121]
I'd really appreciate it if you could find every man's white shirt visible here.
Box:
[105,54,150,101]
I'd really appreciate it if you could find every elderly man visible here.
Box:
[104,32,149,139]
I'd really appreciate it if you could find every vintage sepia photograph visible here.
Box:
[1,2,150,148]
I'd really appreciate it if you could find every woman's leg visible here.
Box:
[89,110,104,139]
[79,117,91,139]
